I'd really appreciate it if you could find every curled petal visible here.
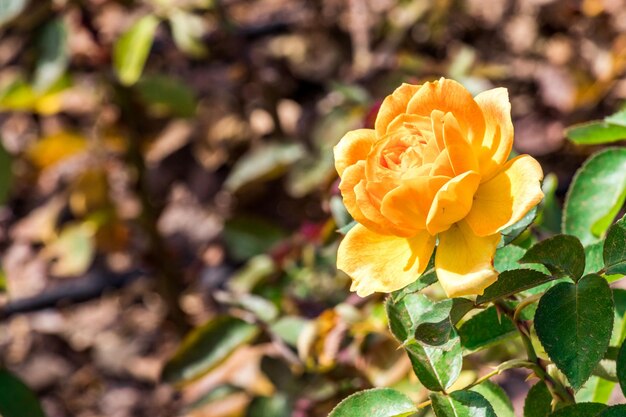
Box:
[338,224,436,297]
[381,175,449,231]
[334,129,376,176]
[465,155,544,237]
[435,221,500,297]
[407,79,485,143]
[426,171,481,234]
[376,83,422,136]
[442,113,479,176]
[474,88,514,180]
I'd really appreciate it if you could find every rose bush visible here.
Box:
[334,78,544,297]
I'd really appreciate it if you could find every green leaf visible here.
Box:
[222,216,286,262]
[499,206,538,247]
[566,121,626,145]
[168,9,208,58]
[161,316,260,385]
[548,403,606,417]
[405,333,462,391]
[458,306,516,352]
[524,381,552,417]
[430,390,496,417]
[604,215,626,275]
[576,375,616,404]
[535,275,614,389]
[0,368,47,417]
[0,140,12,204]
[328,388,417,417]
[470,381,514,417]
[538,173,562,234]
[563,148,626,245]
[269,316,309,347]
[598,405,626,416]
[223,142,305,192]
[33,18,68,92]
[476,269,552,304]
[246,395,290,417]
[113,15,160,86]
[386,293,453,346]
[520,235,585,280]
[391,253,437,301]
[584,241,605,276]
[0,0,27,28]
[135,75,196,118]
[617,340,626,396]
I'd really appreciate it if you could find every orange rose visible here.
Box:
[334,78,544,298]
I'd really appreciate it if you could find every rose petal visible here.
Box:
[375,83,422,136]
[435,221,500,297]
[407,78,486,144]
[426,171,481,234]
[474,87,514,180]
[338,224,436,296]
[381,175,448,231]
[334,129,376,176]
[465,155,544,237]
[443,113,479,176]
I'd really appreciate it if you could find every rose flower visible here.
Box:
[334,78,544,298]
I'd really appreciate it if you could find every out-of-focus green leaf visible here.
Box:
[227,254,276,293]
[44,222,96,277]
[563,148,626,245]
[0,368,47,417]
[168,9,208,58]
[223,216,286,262]
[577,375,616,404]
[0,268,6,293]
[0,140,12,204]
[430,390,496,417]
[246,395,290,417]
[458,306,516,352]
[0,0,27,28]
[33,18,68,92]
[161,316,260,385]
[135,75,196,118]
[114,15,160,86]
[286,151,335,198]
[269,316,309,347]
[223,142,305,192]
[328,388,416,417]
[538,173,562,234]
[535,275,614,389]
[476,269,552,304]
[524,381,551,417]
[520,235,585,281]
[566,121,626,145]
[329,195,353,229]
[470,381,514,417]
[604,215,626,275]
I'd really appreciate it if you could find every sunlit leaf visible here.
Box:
[328,388,417,417]
[168,9,208,58]
[563,148,626,245]
[604,215,626,275]
[470,381,514,417]
[44,222,96,277]
[430,390,496,417]
[114,15,160,86]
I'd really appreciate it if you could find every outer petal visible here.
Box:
[426,171,481,234]
[338,162,390,235]
[465,155,544,237]
[334,129,376,176]
[381,175,448,231]
[406,78,485,144]
[435,221,500,297]
[375,83,422,136]
[474,88,514,180]
[337,224,436,297]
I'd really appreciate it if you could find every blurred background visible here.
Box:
[0,0,625,416]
